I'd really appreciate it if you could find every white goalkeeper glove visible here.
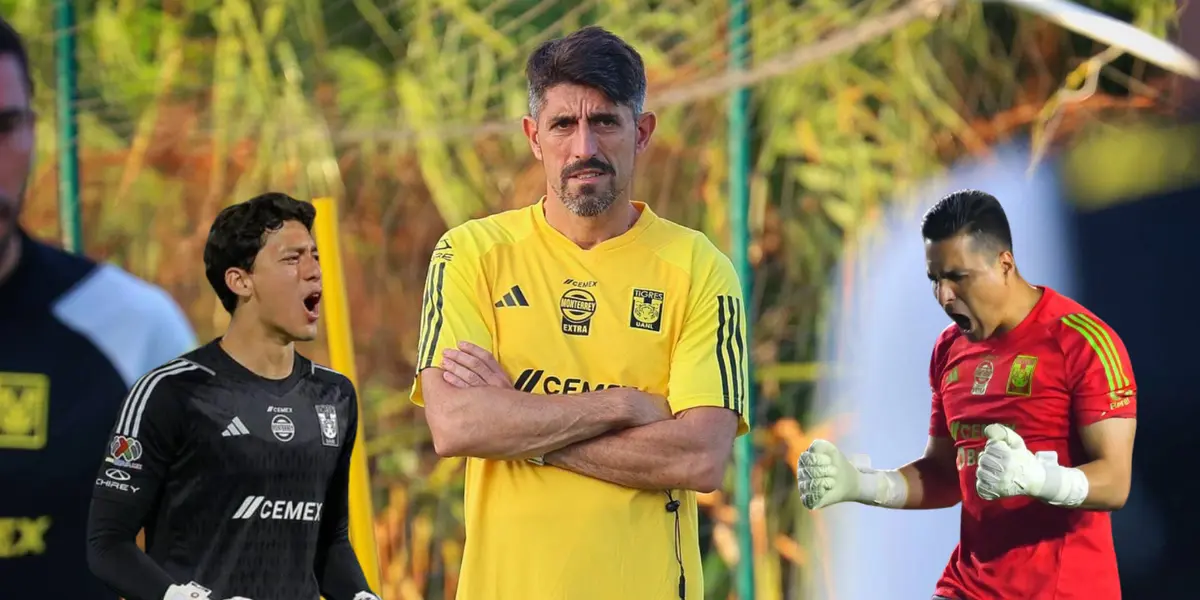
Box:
[164,583,211,600]
[797,439,908,509]
[163,582,253,600]
[975,424,1089,507]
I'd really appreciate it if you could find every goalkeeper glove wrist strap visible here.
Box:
[855,468,908,508]
[1035,461,1089,508]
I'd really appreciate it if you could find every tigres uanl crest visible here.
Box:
[1006,355,1039,397]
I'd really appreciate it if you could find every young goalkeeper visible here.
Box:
[85,193,379,600]
[798,190,1136,600]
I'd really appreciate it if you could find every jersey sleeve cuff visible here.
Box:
[409,368,436,407]
[668,394,750,435]
[1074,407,1137,427]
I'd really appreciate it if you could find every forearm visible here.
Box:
[87,497,177,600]
[1051,458,1126,511]
[544,419,716,492]
[844,458,961,511]
[893,456,963,509]
[317,537,374,600]
[426,377,632,460]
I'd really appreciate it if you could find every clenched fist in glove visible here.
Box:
[797,439,908,510]
[975,424,1089,508]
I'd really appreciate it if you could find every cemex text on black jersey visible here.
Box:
[86,339,377,600]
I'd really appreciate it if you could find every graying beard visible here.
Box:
[558,181,621,217]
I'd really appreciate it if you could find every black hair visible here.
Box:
[0,16,34,99]
[525,26,647,119]
[203,192,316,313]
[921,189,1013,253]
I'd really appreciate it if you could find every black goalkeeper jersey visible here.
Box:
[87,339,375,600]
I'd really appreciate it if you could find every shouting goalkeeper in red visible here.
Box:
[798,189,1136,600]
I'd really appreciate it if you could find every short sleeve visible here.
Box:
[666,248,750,436]
[1059,313,1137,426]
[144,289,198,364]
[928,346,951,439]
[409,228,495,406]
[92,364,188,507]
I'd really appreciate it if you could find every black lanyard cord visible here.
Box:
[665,491,685,599]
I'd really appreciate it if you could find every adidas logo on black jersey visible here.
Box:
[221,417,250,437]
[495,285,530,308]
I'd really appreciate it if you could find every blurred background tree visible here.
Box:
[2,0,1180,597]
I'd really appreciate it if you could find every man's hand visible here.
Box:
[975,424,1055,500]
[440,342,512,389]
[797,440,865,509]
[620,389,673,427]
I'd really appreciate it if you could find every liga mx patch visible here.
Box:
[0,372,50,450]
[1006,355,1038,397]
[629,288,664,332]
[108,435,144,470]
[316,404,339,447]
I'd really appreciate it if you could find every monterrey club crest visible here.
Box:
[971,358,995,396]
[315,405,339,447]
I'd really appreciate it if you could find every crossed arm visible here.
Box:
[422,343,739,493]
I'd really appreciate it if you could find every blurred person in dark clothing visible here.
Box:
[0,16,196,598]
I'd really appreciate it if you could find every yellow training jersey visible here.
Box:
[410,198,750,600]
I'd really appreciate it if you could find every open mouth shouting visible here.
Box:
[303,289,322,323]
[946,308,973,334]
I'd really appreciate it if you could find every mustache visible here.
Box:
[561,158,614,179]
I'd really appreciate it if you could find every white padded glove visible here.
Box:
[974,423,1093,510]
[797,439,908,509]
[163,582,254,600]
[975,424,1050,500]
[797,439,864,509]
[164,583,211,600]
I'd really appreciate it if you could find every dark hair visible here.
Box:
[203,192,316,313]
[0,16,34,99]
[525,26,646,119]
[921,189,1013,253]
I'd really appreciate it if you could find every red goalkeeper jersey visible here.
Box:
[929,287,1136,600]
